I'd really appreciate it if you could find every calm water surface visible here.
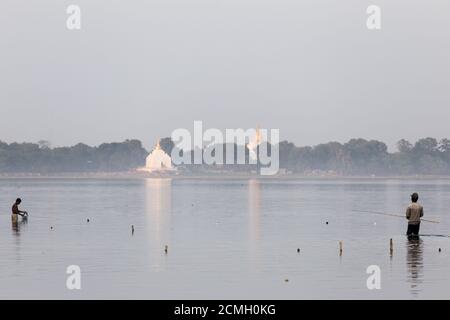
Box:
[0,177,449,299]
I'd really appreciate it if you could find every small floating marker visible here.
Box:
[390,238,394,255]
[131,225,135,235]
[164,245,168,254]
[339,241,343,256]
[284,279,289,283]
[439,248,442,252]
[326,221,329,225]
[297,248,300,253]
[87,218,90,223]
[50,226,53,230]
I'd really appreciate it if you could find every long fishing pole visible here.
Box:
[352,209,440,224]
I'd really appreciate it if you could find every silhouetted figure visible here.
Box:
[406,193,423,238]
[11,198,28,234]
[11,198,28,224]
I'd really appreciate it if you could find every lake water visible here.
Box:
[0,177,450,299]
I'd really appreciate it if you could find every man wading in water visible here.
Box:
[406,193,423,237]
[12,198,28,224]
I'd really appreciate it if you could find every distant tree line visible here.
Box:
[278,137,450,175]
[0,139,147,173]
[1,137,450,175]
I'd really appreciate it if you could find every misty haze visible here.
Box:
[1,0,450,305]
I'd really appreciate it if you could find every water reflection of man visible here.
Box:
[12,214,28,234]
[406,238,424,297]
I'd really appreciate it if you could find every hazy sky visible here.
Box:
[1,0,449,150]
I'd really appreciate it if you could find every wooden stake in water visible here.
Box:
[339,241,343,256]
[390,238,393,256]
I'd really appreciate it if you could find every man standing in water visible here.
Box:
[12,198,28,224]
[406,193,423,237]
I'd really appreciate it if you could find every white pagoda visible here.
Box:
[138,140,174,172]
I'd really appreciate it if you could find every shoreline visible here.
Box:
[2,172,450,181]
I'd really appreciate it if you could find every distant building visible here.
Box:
[247,127,262,174]
[138,140,174,173]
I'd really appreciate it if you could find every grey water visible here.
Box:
[1,177,450,299]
